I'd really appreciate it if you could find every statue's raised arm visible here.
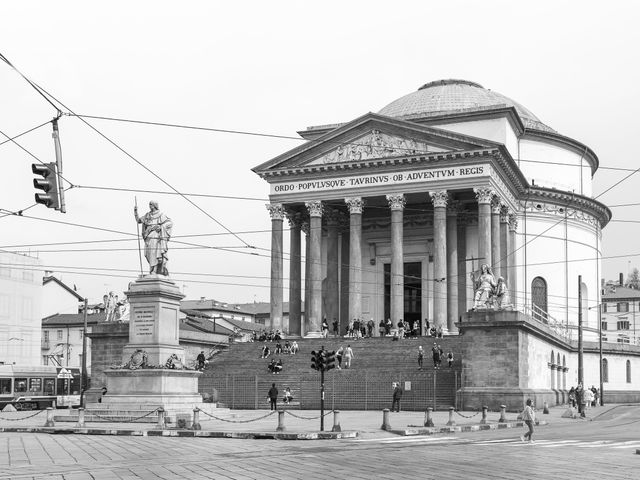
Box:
[134,200,173,276]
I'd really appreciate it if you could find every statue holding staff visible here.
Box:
[471,263,496,309]
[134,200,173,275]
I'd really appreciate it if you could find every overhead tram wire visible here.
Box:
[72,184,268,202]
[0,53,252,249]
[0,119,53,147]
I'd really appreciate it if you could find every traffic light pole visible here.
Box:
[320,368,325,432]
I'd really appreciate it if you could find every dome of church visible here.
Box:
[378,79,555,133]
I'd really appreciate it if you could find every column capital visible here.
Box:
[500,206,510,224]
[305,200,324,218]
[386,193,406,211]
[491,196,503,215]
[429,190,449,208]
[266,203,286,220]
[286,210,304,228]
[508,213,519,232]
[345,197,365,214]
[474,187,495,204]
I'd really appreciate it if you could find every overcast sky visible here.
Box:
[1,0,639,305]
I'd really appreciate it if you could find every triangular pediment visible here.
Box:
[253,113,499,174]
[306,130,449,166]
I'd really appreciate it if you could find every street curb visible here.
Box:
[395,420,548,436]
[0,426,358,440]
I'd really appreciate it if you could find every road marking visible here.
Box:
[352,436,460,444]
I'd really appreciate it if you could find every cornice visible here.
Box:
[521,187,611,228]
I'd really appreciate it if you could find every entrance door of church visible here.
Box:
[384,262,422,335]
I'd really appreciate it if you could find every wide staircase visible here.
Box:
[200,336,463,411]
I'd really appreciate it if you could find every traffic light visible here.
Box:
[324,351,336,371]
[311,350,321,371]
[32,162,60,210]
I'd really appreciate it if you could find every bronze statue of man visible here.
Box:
[134,200,173,275]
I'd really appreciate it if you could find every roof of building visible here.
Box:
[602,285,640,300]
[378,79,555,133]
[43,276,85,302]
[231,301,303,316]
[42,312,107,326]
[181,298,254,316]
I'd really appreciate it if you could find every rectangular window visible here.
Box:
[44,331,49,342]
[29,378,42,393]
[602,303,607,313]
[22,269,34,282]
[601,322,607,331]
[57,330,63,340]
[618,302,629,312]
[21,298,32,320]
[14,378,27,393]
[617,320,630,330]
[43,378,55,395]
[79,329,83,339]
[0,294,9,317]
[0,378,11,394]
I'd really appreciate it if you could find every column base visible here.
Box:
[303,331,324,339]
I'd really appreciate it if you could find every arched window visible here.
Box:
[532,277,548,320]
[627,360,631,383]
[557,353,561,365]
[602,358,609,383]
[550,350,555,365]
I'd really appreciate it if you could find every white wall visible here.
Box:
[436,117,519,160]
[519,138,592,196]
[0,252,42,365]
[42,281,80,317]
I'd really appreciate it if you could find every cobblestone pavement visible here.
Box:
[0,405,638,479]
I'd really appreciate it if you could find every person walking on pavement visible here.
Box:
[391,382,403,412]
[417,345,424,370]
[432,342,441,369]
[446,351,454,368]
[268,383,278,411]
[344,344,354,368]
[520,398,536,443]
[336,345,344,369]
[322,318,329,338]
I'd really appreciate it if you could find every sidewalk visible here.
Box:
[0,404,613,440]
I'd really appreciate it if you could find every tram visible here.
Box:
[0,365,81,410]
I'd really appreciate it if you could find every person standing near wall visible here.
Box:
[267,383,278,411]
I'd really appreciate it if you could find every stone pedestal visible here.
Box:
[99,275,215,423]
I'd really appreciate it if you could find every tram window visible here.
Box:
[0,378,11,394]
[44,378,55,395]
[15,378,27,393]
[29,378,42,393]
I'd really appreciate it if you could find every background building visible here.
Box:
[601,284,640,345]
[0,251,43,365]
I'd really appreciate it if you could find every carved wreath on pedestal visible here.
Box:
[117,349,148,370]
[164,353,184,370]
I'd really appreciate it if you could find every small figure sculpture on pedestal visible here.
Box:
[471,264,496,309]
[134,200,173,275]
[494,276,512,309]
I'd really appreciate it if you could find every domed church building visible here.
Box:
[254,80,639,407]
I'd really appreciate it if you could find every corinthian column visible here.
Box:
[500,207,510,289]
[508,213,519,307]
[474,187,494,269]
[345,197,364,324]
[287,211,302,336]
[266,203,285,332]
[305,201,323,336]
[429,191,448,331]
[302,221,310,335]
[491,196,502,278]
[446,200,459,333]
[325,209,340,330]
[386,194,406,324]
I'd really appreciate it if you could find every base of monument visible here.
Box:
[121,344,187,368]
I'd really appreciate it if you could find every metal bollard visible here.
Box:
[446,406,456,426]
[332,410,341,432]
[498,405,507,423]
[424,407,434,427]
[381,408,391,431]
[192,407,202,430]
[75,407,85,428]
[543,401,549,414]
[156,408,166,429]
[276,409,286,432]
[480,405,488,424]
[45,407,55,427]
